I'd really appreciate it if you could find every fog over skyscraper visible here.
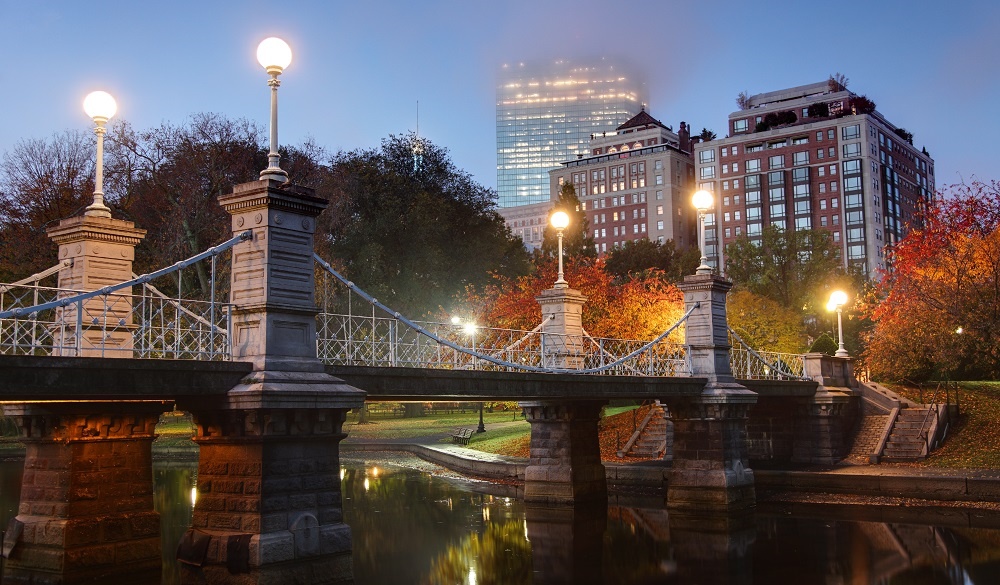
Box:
[496,58,646,208]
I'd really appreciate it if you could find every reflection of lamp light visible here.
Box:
[83,91,117,218]
[827,290,849,358]
[551,211,570,287]
[190,486,198,506]
[256,37,292,181]
[691,190,714,275]
[451,316,462,325]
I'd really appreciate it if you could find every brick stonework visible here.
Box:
[521,401,607,505]
[3,403,164,584]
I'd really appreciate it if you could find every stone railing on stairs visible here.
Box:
[861,381,950,463]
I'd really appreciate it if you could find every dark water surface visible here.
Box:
[2,454,1000,584]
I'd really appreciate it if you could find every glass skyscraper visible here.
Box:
[496,58,646,208]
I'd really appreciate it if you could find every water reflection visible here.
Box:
[2,456,1000,584]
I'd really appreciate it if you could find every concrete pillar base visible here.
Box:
[521,401,607,506]
[665,386,757,523]
[2,402,165,584]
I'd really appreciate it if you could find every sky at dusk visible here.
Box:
[4,0,999,196]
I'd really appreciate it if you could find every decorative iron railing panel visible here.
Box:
[0,232,248,360]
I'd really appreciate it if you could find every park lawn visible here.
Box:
[917,382,1000,469]
[467,421,531,456]
[344,410,524,441]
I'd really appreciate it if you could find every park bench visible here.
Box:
[451,427,474,446]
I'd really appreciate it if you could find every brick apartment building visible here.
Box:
[693,81,935,277]
[546,110,697,255]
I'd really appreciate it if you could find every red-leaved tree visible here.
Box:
[458,258,686,342]
[862,181,1000,381]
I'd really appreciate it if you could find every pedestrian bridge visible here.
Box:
[0,178,856,585]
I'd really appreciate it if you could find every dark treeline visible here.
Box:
[0,115,530,317]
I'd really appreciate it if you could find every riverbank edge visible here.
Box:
[341,441,1000,505]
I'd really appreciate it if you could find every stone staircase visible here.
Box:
[882,406,936,462]
[617,403,671,459]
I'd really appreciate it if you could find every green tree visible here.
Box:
[725,225,843,310]
[699,128,717,141]
[541,182,596,260]
[317,133,531,317]
[604,238,699,283]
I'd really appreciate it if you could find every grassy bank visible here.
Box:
[901,382,1000,469]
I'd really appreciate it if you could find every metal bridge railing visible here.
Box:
[314,253,693,376]
[0,232,249,360]
[727,327,807,380]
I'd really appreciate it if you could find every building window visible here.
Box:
[842,143,861,158]
[656,175,664,185]
[796,217,812,231]
[793,151,809,166]
[768,171,784,185]
[843,159,861,174]
[792,167,809,182]
[769,155,784,169]
[820,216,828,226]
[795,200,811,215]
[819,183,826,194]
[746,159,761,173]
[770,203,786,217]
[656,221,664,230]
[828,129,835,140]
[654,160,663,170]
[747,207,761,220]
[747,223,762,236]
[793,184,810,198]
[792,136,809,145]
[734,119,748,132]
[656,190,663,200]
[842,124,861,140]
[699,149,716,164]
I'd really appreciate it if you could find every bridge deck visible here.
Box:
[0,356,817,403]
[326,365,709,401]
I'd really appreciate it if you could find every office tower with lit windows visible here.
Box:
[496,59,646,210]
[692,81,935,277]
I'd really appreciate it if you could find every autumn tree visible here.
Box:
[727,289,806,354]
[460,258,685,342]
[317,133,530,317]
[725,225,843,310]
[541,182,596,260]
[862,181,1000,381]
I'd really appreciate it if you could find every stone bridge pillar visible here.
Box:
[46,214,145,357]
[523,285,607,506]
[667,274,757,521]
[177,179,364,584]
[2,402,165,585]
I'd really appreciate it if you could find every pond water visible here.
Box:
[2,453,1000,584]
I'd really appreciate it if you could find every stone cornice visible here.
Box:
[46,215,146,246]
[678,273,733,293]
[219,179,327,217]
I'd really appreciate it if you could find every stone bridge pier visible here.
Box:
[666,274,757,523]
[176,179,364,584]
[522,284,608,506]
[2,402,166,585]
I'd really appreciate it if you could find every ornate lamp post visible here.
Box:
[551,210,570,288]
[827,290,849,358]
[691,189,714,275]
[256,37,292,181]
[82,91,117,218]
[460,320,487,433]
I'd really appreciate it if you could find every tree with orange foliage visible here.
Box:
[862,181,1000,381]
[459,257,686,342]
